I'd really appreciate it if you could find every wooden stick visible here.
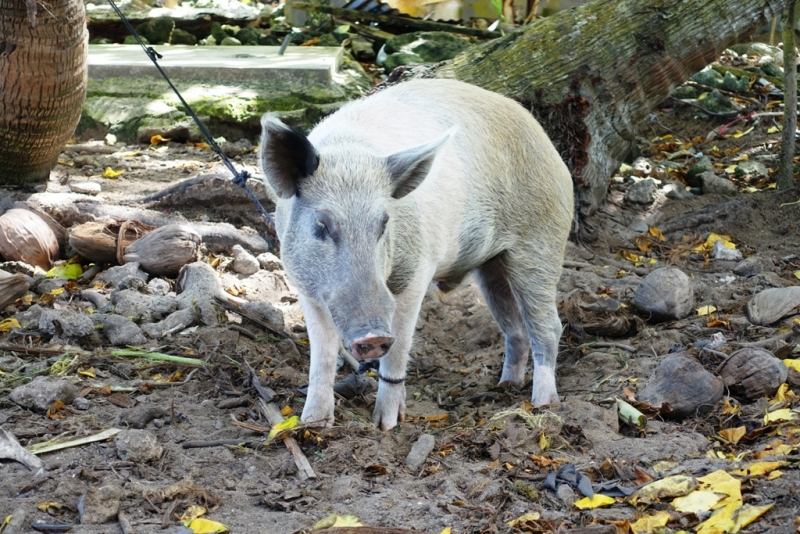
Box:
[258,399,316,480]
[293,2,501,39]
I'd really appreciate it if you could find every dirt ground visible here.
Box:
[2,97,800,534]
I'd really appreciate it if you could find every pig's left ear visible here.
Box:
[259,114,319,199]
[386,130,452,199]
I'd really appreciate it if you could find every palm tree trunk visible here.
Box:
[0,0,88,186]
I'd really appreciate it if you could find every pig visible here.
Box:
[258,79,573,431]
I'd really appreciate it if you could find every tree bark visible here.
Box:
[429,0,793,219]
[0,0,88,186]
[778,1,798,190]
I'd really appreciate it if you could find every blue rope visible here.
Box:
[105,0,276,232]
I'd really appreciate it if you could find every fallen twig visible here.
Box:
[182,439,261,449]
[563,260,596,269]
[734,331,795,349]
[580,341,637,353]
[111,349,205,366]
[258,398,316,481]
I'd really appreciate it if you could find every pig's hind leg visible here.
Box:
[474,254,530,389]
[503,249,563,407]
[299,295,340,427]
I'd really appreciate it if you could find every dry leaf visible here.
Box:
[574,494,615,509]
[718,426,746,445]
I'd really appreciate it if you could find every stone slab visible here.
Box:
[88,44,344,84]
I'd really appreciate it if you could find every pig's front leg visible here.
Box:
[372,283,428,431]
[299,294,340,427]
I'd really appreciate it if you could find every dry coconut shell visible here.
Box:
[69,220,155,264]
[0,209,59,269]
[0,269,29,310]
[717,348,788,400]
[638,354,724,419]
[746,287,800,326]
[123,224,201,276]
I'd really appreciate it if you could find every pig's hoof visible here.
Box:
[498,378,525,390]
[531,389,560,407]
[301,405,334,428]
[372,384,406,431]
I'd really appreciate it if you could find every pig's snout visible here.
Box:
[350,333,394,361]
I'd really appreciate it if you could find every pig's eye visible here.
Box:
[314,219,329,240]
[379,215,389,238]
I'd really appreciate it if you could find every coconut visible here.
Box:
[123,224,201,276]
[0,209,59,269]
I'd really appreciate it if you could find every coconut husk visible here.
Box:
[69,220,155,264]
[123,224,201,276]
[717,348,788,400]
[12,202,68,250]
[0,209,60,270]
[0,269,29,310]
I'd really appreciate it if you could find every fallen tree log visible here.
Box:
[426,0,791,223]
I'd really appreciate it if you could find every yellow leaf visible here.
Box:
[150,134,171,146]
[794,270,800,280]
[440,528,453,534]
[574,494,615,509]
[768,182,777,189]
[771,383,790,404]
[50,288,65,296]
[180,505,207,523]
[102,167,124,178]
[783,359,800,372]
[718,426,746,445]
[629,475,697,505]
[754,441,794,459]
[725,165,738,173]
[722,398,739,415]
[36,502,59,512]
[696,500,740,534]
[764,408,796,425]
[77,367,96,378]
[311,514,363,530]
[730,461,785,477]
[734,503,773,530]
[648,226,665,241]
[267,415,299,441]
[697,305,717,316]
[672,490,725,513]
[630,510,671,534]
[280,405,293,416]
[706,233,735,249]
[732,126,754,138]
[0,318,21,332]
[742,186,759,193]
[767,125,781,134]
[731,154,749,162]
[766,470,784,480]
[538,432,550,451]
[46,263,83,280]
[507,513,540,527]
[187,517,228,534]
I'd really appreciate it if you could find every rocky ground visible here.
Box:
[3,48,800,534]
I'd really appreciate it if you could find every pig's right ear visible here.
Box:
[259,114,319,199]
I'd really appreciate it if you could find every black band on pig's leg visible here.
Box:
[377,373,406,384]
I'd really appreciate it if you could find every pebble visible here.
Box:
[79,483,122,524]
[711,240,742,260]
[9,376,79,412]
[117,405,168,429]
[69,181,102,196]
[256,252,283,271]
[39,309,95,338]
[699,172,738,195]
[633,268,694,322]
[80,289,109,309]
[624,178,659,204]
[147,278,172,296]
[232,244,260,275]
[101,262,149,287]
[733,256,772,277]
[103,314,147,346]
[141,308,197,339]
[405,433,435,472]
[34,278,68,294]
[746,286,800,325]
[242,301,285,329]
[0,355,24,372]
[663,180,694,200]
[111,289,177,323]
[73,397,91,410]
[556,484,577,507]
[114,429,163,463]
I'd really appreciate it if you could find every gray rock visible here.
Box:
[141,308,197,339]
[700,172,737,195]
[405,433,435,471]
[0,355,24,372]
[663,180,693,200]
[633,268,694,322]
[232,244,260,275]
[256,252,282,271]
[114,429,163,462]
[117,405,167,429]
[101,262,149,287]
[80,289,109,309]
[711,239,743,260]
[73,397,91,410]
[9,376,78,412]
[625,178,659,204]
[176,262,227,325]
[103,314,147,346]
[220,36,242,46]
[111,289,177,322]
[734,161,769,180]
[746,286,800,325]
[242,301,284,329]
[349,35,375,62]
[147,278,172,296]
[35,278,68,294]
[79,483,122,524]
[733,256,773,277]
[39,309,95,338]
[69,181,102,196]
[556,484,577,507]
[15,304,44,328]
[383,31,470,72]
